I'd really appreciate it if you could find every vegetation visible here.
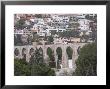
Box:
[59,30,79,38]
[14,48,55,76]
[56,47,62,69]
[47,47,56,68]
[75,43,97,76]
[14,18,25,29]
[85,14,97,23]
[81,31,89,42]
[30,48,55,76]
[14,48,19,56]
[29,60,55,76]
[35,14,43,18]
[91,30,97,42]
[66,46,73,59]
[14,59,31,76]
[14,34,23,46]
[48,36,54,43]
[32,33,39,42]
[47,47,53,58]
[27,35,33,45]
[56,47,62,60]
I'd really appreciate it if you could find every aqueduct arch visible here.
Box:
[29,48,34,55]
[22,48,26,60]
[14,48,19,57]
[56,47,62,69]
[14,43,87,69]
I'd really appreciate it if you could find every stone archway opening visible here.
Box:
[29,48,34,56]
[77,46,81,55]
[66,46,73,59]
[56,47,62,69]
[29,48,35,63]
[14,48,19,57]
[22,48,26,61]
[39,47,43,55]
[38,47,44,63]
[66,46,73,68]
[47,47,56,68]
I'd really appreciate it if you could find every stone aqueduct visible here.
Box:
[14,43,87,69]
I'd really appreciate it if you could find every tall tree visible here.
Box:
[75,43,97,76]
[47,48,56,68]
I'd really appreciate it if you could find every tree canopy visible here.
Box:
[47,47,56,68]
[14,59,31,76]
[14,19,25,29]
[29,48,55,76]
[47,47,53,58]
[75,43,97,76]
[14,48,55,76]
[59,30,79,38]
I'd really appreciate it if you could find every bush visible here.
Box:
[14,58,55,76]
[30,63,55,76]
[14,59,31,76]
[49,61,56,68]
[14,48,56,76]
[75,43,97,76]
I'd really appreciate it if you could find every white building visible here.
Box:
[45,28,66,36]
[46,28,66,33]
[78,19,91,31]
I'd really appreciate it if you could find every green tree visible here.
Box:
[47,47,53,58]
[59,30,79,38]
[75,43,97,76]
[14,19,25,29]
[27,35,33,45]
[48,36,54,43]
[47,48,56,68]
[91,30,97,42]
[30,48,43,65]
[14,34,23,46]
[51,30,57,35]
[14,59,31,76]
[29,48,55,76]
[32,33,39,42]
[66,46,73,59]
[30,63,55,76]
[56,47,62,69]
[81,31,89,42]
[49,51,56,68]
[56,47,62,60]
[35,14,43,18]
